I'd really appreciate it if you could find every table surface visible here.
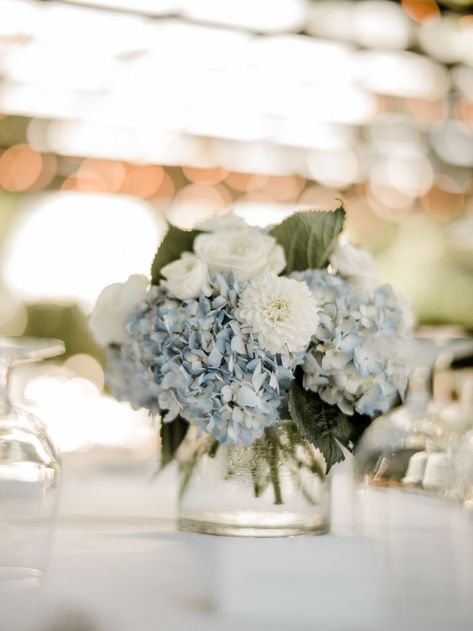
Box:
[2,459,473,631]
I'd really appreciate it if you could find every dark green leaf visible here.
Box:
[151,226,201,285]
[270,207,345,272]
[288,379,352,473]
[160,416,189,468]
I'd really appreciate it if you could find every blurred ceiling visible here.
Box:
[0,0,471,185]
[0,0,472,332]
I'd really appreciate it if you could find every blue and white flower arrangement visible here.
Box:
[90,207,414,482]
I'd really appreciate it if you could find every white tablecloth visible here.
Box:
[1,459,473,631]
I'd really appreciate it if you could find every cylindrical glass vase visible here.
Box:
[178,422,330,537]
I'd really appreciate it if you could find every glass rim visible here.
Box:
[0,337,65,364]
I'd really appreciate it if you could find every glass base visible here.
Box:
[0,567,43,590]
[178,512,329,537]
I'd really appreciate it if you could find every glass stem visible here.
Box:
[0,357,13,417]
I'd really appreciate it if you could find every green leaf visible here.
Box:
[151,226,201,285]
[270,207,345,272]
[160,416,189,468]
[288,379,352,473]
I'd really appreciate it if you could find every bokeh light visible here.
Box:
[308,148,359,188]
[150,170,176,210]
[63,353,105,392]
[233,201,296,227]
[25,373,153,453]
[182,166,229,185]
[422,180,465,222]
[354,1,411,49]
[0,144,42,191]
[3,193,165,307]
[406,98,448,125]
[77,159,126,194]
[298,185,346,210]
[0,286,27,336]
[225,172,270,193]
[30,152,57,191]
[167,184,229,229]
[456,98,473,128]
[401,0,441,24]
[182,0,308,32]
[120,164,165,199]
[259,175,306,202]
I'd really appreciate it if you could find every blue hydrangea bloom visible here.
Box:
[106,345,161,412]
[107,274,300,446]
[292,270,413,418]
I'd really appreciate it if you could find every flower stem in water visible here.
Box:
[267,428,283,505]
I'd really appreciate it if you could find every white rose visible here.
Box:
[193,229,286,281]
[89,274,148,346]
[161,253,208,300]
[330,242,378,292]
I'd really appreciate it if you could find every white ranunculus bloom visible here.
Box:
[193,229,286,281]
[237,273,318,354]
[89,274,148,346]
[330,242,378,292]
[161,253,208,300]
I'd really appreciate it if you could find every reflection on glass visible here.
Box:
[0,337,63,590]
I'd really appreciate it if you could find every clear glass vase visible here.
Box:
[177,421,330,537]
[0,337,64,589]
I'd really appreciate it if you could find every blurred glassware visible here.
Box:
[353,337,473,624]
[353,337,473,535]
[354,366,453,503]
[0,337,64,589]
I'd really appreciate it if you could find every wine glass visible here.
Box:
[352,337,473,624]
[353,337,473,530]
[0,337,64,589]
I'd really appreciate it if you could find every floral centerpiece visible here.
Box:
[90,207,414,536]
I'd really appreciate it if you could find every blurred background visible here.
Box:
[0,0,472,514]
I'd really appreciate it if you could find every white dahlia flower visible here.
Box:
[237,273,318,354]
